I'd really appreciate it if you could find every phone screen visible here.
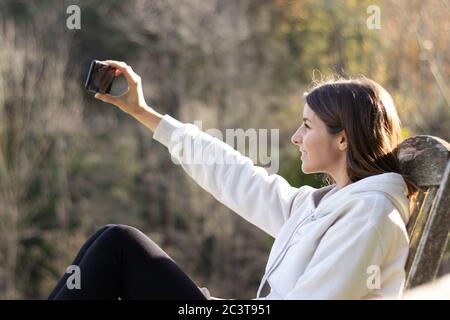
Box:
[85,60,116,94]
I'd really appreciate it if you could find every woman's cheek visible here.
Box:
[303,134,310,151]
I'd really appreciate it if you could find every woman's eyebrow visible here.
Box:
[303,117,311,122]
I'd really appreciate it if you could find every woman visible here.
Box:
[48,60,415,300]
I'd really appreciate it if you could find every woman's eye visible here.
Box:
[304,123,310,129]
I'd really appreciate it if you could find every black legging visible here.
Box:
[48,224,207,300]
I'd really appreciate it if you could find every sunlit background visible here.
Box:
[0,0,449,299]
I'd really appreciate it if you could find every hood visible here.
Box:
[313,172,410,224]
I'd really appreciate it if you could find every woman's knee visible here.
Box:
[99,224,145,242]
[100,224,169,258]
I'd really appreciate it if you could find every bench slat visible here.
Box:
[405,160,450,289]
[405,187,437,277]
[406,190,425,236]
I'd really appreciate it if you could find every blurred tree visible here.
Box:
[0,0,448,299]
[0,20,84,298]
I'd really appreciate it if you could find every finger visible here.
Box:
[102,60,140,86]
[102,60,130,80]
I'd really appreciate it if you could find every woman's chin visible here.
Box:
[301,161,318,174]
[301,163,310,174]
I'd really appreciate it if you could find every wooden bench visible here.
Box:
[397,135,450,289]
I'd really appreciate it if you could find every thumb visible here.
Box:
[95,93,120,106]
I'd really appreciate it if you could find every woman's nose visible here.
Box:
[291,128,302,146]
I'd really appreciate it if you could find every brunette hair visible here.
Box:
[304,76,417,199]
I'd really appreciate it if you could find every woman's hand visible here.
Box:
[94,60,149,116]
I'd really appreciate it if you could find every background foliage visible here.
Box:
[0,0,448,298]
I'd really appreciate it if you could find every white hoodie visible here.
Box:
[152,114,411,300]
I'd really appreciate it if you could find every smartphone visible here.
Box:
[85,60,116,94]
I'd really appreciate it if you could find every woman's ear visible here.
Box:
[338,132,347,151]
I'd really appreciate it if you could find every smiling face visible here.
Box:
[291,77,408,193]
[291,103,347,177]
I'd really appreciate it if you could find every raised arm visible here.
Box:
[95,60,304,237]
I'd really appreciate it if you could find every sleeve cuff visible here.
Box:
[152,114,186,147]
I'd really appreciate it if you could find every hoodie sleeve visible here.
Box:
[152,114,303,238]
[284,220,384,299]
